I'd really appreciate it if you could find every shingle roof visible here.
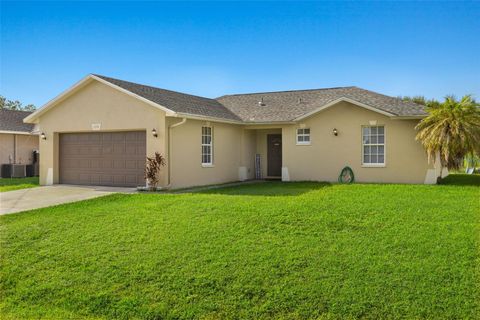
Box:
[94,75,426,123]
[216,87,427,122]
[0,109,35,133]
[94,75,241,121]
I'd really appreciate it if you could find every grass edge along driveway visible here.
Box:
[0,175,479,319]
[0,177,39,192]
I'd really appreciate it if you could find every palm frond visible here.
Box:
[416,94,480,172]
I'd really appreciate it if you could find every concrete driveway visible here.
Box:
[0,185,136,215]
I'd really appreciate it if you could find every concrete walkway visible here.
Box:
[0,185,136,215]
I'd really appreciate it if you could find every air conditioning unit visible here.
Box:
[11,164,26,178]
[1,164,26,178]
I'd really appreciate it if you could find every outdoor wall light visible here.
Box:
[152,128,158,138]
[40,132,47,140]
[333,128,338,136]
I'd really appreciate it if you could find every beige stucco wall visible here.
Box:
[239,129,256,180]
[32,79,431,187]
[168,118,247,189]
[0,134,15,165]
[36,80,166,185]
[281,101,431,184]
[0,133,38,166]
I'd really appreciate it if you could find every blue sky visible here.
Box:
[1,1,479,107]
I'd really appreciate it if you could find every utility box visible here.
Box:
[1,164,27,178]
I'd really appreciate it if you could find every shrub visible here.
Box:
[144,152,166,190]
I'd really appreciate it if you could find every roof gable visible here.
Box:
[25,74,242,123]
[25,74,426,124]
[216,87,427,122]
[93,75,241,122]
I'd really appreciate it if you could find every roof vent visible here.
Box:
[258,98,266,106]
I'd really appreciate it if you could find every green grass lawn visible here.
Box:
[0,177,39,192]
[0,176,479,319]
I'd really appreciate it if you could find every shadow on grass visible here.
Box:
[197,181,332,196]
[438,174,480,186]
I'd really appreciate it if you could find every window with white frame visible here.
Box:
[201,126,213,165]
[362,126,385,165]
[296,128,311,145]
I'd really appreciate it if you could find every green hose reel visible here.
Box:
[338,166,355,184]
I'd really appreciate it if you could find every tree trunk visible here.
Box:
[437,166,443,183]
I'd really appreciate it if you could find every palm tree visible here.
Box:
[415,95,480,181]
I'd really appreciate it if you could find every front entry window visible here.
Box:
[296,128,311,145]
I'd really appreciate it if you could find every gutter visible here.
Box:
[0,130,35,135]
[391,115,427,120]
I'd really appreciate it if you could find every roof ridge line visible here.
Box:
[354,87,424,106]
[216,86,358,99]
[91,74,219,102]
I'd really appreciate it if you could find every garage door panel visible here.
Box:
[138,145,146,155]
[101,175,114,185]
[90,159,101,169]
[61,159,75,169]
[78,159,90,168]
[102,144,113,154]
[90,146,102,155]
[60,131,146,187]
[102,159,113,169]
[125,132,138,141]
[101,133,112,141]
[114,175,126,185]
[125,160,137,169]
[113,144,125,154]
[113,159,125,169]
[89,134,102,142]
[78,134,90,142]
[125,145,136,155]
[90,175,100,185]
[79,173,93,183]
[112,133,125,141]
[61,172,76,180]
[62,145,81,156]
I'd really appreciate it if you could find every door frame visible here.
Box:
[58,131,146,187]
[267,134,282,177]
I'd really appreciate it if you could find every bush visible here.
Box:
[144,152,166,190]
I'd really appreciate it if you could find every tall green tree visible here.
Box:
[399,96,439,106]
[0,95,36,111]
[415,95,480,180]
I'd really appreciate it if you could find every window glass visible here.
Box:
[201,126,213,165]
[362,126,385,165]
[296,128,311,144]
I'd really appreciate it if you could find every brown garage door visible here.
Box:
[59,131,146,187]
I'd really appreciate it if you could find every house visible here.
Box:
[0,109,39,175]
[24,74,439,188]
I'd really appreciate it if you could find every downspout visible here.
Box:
[166,118,187,188]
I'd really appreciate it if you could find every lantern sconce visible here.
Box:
[333,128,338,136]
[40,132,47,140]
[152,128,158,138]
